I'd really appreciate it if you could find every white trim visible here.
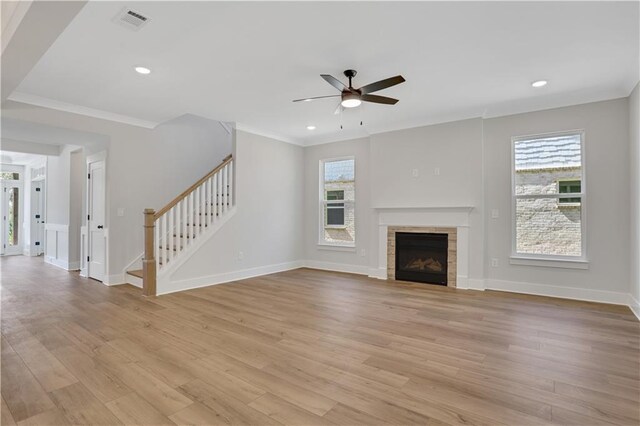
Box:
[319,156,356,247]
[124,272,143,288]
[511,130,587,263]
[103,274,125,286]
[159,260,304,295]
[44,256,79,271]
[44,223,68,233]
[466,278,486,291]
[303,260,369,276]
[368,267,387,279]
[485,278,631,306]
[316,244,356,252]
[235,124,302,146]
[9,92,159,129]
[509,255,589,269]
[629,294,640,321]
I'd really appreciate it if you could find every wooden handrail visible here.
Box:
[154,154,232,219]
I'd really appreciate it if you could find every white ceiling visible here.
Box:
[11,1,639,145]
[0,151,45,166]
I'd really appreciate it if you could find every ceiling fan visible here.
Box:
[293,69,405,114]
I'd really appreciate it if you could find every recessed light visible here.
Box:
[135,66,151,75]
[531,80,547,88]
[306,125,316,130]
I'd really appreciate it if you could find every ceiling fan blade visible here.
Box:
[360,94,399,105]
[292,95,340,102]
[358,75,405,95]
[333,103,344,115]
[321,74,348,92]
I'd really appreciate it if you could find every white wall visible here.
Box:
[68,149,83,265]
[484,98,630,299]
[43,145,82,269]
[370,119,485,280]
[168,130,304,292]
[629,83,640,315]
[303,138,371,273]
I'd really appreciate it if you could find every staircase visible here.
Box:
[126,154,234,296]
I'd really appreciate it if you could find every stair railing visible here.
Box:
[143,154,233,296]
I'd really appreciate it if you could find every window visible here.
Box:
[0,172,19,180]
[512,132,585,260]
[320,158,355,246]
[557,179,581,204]
[325,190,345,227]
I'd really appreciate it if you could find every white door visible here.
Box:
[88,160,105,281]
[32,180,45,255]
[2,182,23,255]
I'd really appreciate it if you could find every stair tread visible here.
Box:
[127,269,143,279]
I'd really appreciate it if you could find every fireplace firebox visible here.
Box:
[395,232,448,285]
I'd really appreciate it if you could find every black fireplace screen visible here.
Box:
[395,232,448,285]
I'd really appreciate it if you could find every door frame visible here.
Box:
[29,159,47,256]
[1,164,25,256]
[85,151,108,282]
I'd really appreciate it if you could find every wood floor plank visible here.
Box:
[105,393,176,425]
[2,256,638,426]
[249,392,334,425]
[4,329,78,392]
[48,382,123,425]
[1,351,55,422]
[1,396,17,426]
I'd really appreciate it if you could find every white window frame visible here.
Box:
[510,130,588,268]
[318,156,355,248]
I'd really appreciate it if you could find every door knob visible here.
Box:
[97,225,104,229]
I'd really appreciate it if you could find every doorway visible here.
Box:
[1,168,23,256]
[31,179,45,256]
[87,154,106,281]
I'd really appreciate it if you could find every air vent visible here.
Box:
[114,7,150,31]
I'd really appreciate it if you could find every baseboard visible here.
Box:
[159,260,305,295]
[104,274,125,286]
[484,278,631,306]
[368,267,386,279]
[304,260,369,276]
[466,278,486,291]
[629,293,640,321]
[45,256,80,271]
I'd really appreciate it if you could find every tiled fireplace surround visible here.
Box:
[375,207,473,289]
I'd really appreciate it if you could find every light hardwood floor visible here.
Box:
[1,255,639,425]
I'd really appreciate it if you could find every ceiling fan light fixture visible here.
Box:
[341,93,362,108]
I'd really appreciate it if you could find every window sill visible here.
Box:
[509,256,589,270]
[317,243,356,252]
[324,226,347,230]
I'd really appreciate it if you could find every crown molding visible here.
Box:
[235,123,304,146]
[8,92,159,129]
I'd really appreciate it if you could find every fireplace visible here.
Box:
[395,232,448,285]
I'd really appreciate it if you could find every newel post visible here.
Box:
[143,208,157,297]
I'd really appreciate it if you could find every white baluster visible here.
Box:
[207,177,213,225]
[182,196,187,246]
[154,217,159,270]
[168,207,174,263]
[196,185,201,237]
[221,165,227,215]
[213,173,218,222]
[228,161,234,207]
[161,215,166,268]
[188,192,193,240]
[176,200,181,255]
